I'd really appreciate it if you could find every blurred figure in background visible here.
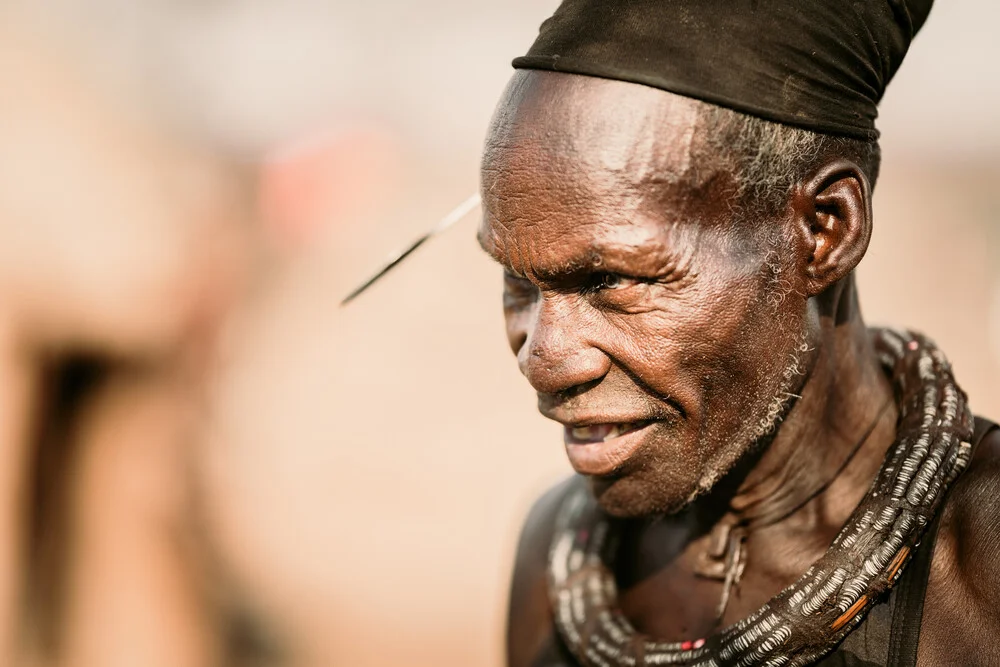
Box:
[0,11,253,666]
[0,4,399,665]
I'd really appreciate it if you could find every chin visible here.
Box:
[588,473,697,518]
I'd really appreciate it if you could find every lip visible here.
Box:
[563,420,656,476]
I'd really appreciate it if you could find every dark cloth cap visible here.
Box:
[512,0,933,140]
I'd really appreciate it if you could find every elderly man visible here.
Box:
[480,1,1000,665]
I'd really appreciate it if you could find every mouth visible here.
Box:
[563,420,655,476]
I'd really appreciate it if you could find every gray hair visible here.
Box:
[699,104,882,219]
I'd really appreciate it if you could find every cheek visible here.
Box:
[607,269,803,411]
[681,279,810,440]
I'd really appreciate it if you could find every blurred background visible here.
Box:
[0,1,996,666]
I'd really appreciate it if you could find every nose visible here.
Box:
[515,294,610,395]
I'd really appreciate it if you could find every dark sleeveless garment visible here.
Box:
[537,418,998,667]
[816,416,998,667]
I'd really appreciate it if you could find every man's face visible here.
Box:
[479,72,817,517]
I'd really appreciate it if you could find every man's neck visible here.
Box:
[739,292,894,520]
[723,278,899,599]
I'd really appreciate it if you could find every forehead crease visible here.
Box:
[480,74,737,271]
[482,165,682,270]
[490,213,678,280]
[486,77,707,186]
[478,204,560,271]
[484,155,647,239]
[483,143,718,252]
[593,221,671,254]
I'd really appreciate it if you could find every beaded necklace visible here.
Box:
[548,329,974,667]
[693,395,893,625]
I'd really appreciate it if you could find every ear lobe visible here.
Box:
[797,160,872,295]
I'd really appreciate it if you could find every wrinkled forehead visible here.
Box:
[483,71,710,191]
[480,71,737,254]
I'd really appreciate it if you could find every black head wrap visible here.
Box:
[513,0,933,140]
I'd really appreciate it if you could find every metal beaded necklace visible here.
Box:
[548,329,974,667]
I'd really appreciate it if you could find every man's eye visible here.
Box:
[503,273,539,304]
[583,272,628,293]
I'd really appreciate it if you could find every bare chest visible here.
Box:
[616,531,825,643]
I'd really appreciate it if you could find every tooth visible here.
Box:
[572,426,594,440]
[603,424,623,442]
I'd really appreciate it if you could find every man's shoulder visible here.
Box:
[507,476,583,667]
[517,476,584,558]
[942,418,1000,526]
[938,420,1000,559]
[510,476,583,605]
[918,422,1000,664]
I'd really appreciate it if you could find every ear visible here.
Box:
[792,160,872,296]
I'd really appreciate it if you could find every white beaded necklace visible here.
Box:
[548,329,973,667]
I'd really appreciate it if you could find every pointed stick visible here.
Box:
[340,192,481,306]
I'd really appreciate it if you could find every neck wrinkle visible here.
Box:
[732,281,897,548]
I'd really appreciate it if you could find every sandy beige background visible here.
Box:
[197,3,1000,666]
[3,1,998,666]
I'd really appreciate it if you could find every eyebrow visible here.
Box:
[481,235,687,288]
[475,227,493,255]
[476,223,520,271]
[478,206,688,284]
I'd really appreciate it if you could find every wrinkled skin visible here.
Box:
[483,71,1000,666]
[481,71,822,518]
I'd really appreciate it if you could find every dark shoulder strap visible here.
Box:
[974,418,998,439]
[971,417,999,462]
[885,512,941,667]
[886,416,998,667]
